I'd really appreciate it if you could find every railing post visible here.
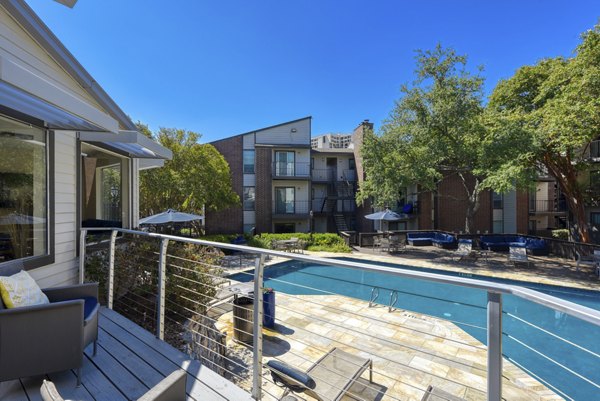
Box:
[487,291,502,401]
[156,238,169,340]
[252,254,266,400]
[78,229,87,284]
[107,230,118,309]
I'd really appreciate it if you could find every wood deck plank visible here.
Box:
[83,342,148,400]
[47,370,96,401]
[79,352,128,401]
[101,308,253,401]
[96,326,164,388]
[0,380,27,401]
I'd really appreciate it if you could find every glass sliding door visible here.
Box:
[275,151,295,177]
[275,187,295,214]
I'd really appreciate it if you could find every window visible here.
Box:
[275,187,295,214]
[0,116,48,264]
[274,223,295,233]
[100,165,121,221]
[492,192,503,209]
[243,187,255,210]
[591,212,600,226]
[243,150,255,174]
[275,151,295,176]
[243,224,255,234]
[310,157,314,170]
[349,158,356,170]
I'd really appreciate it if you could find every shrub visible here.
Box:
[551,229,570,241]
[256,232,351,253]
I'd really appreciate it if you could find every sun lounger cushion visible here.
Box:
[267,360,316,392]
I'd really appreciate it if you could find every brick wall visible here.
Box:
[255,147,272,233]
[205,136,243,234]
[418,190,433,229]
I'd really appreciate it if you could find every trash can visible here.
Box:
[232,296,254,343]
[263,290,276,329]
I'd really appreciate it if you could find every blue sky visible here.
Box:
[29,0,600,142]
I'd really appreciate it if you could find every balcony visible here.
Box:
[272,199,311,218]
[311,168,334,182]
[529,199,567,214]
[3,228,599,401]
[313,197,356,213]
[272,162,310,179]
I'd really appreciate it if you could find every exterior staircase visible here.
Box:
[334,214,349,232]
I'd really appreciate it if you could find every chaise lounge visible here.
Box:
[479,235,548,255]
[407,232,456,249]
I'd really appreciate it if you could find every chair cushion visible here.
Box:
[0,270,49,308]
[267,359,316,392]
[40,379,65,401]
[82,296,99,322]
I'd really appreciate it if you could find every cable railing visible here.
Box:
[80,228,600,401]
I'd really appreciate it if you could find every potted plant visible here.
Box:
[263,287,276,328]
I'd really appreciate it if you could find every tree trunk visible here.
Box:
[543,153,590,243]
[458,173,481,234]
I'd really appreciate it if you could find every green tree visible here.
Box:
[487,25,600,242]
[358,45,500,233]
[139,125,239,218]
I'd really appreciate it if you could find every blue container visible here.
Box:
[263,291,276,328]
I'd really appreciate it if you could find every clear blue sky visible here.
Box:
[29,0,600,142]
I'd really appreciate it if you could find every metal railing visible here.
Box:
[529,199,567,213]
[311,169,334,182]
[272,162,310,178]
[272,200,311,215]
[80,228,600,401]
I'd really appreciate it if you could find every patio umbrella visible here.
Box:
[364,209,402,231]
[139,209,204,225]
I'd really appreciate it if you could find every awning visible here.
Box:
[0,80,110,132]
[80,130,172,160]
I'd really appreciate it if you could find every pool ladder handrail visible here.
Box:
[369,286,379,307]
[369,286,399,312]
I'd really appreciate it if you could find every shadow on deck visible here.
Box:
[0,308,252,401]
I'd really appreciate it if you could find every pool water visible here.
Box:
[229,258,600,400]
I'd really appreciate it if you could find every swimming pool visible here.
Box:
[229,257,600,400]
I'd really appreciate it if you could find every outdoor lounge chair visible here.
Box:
[508,246,531,266]
[421,385,466,401]
[41,369,187,401]
[267,347,373,401]
[453,239,473,262]
[575,250,600,272]
[0,260,99,386]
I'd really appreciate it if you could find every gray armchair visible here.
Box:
[0,260,99,386]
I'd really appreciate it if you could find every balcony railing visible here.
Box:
[311,169,334,182]
[272,199,311,215]
[80,228,600,401]
[529,199,567,213]
[342,169,357,182]
[272,162,310,178]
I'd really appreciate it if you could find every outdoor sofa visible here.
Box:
[407,232,456,249]
[0,260,99,386]
[479,235,548,255]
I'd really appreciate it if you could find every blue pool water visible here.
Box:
[229,258,600,400]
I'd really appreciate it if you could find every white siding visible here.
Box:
[255,118,310,145]
[0,7,103,109]
[243,134,254,149]
[243,174,255,187]
[29,131,78,288]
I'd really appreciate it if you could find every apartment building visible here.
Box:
[311,133,353,149]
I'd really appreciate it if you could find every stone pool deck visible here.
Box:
[215,292,562,401]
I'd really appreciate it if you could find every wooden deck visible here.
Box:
[0,308,253,401]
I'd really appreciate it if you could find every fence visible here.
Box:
[80,228,600,401]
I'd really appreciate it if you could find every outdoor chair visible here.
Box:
[0,260,99,386]
[575,250,600,272]
[453,239,473,262]
[267,347,373,401]
[372,236,382,252]
[41,369,187,401]
[508,246,531,267]
[388,234,406,253]
[421,385,466,401]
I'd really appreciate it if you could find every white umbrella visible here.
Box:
[139,209,204,225]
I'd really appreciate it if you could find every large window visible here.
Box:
[590,170,600,190]
[243,187,255,210]
[275,187,295,214]
[275,151,295,176]
[100,165,121,221]
[0,116,48,264]
[243,150,255,174]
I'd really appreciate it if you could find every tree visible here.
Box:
[357,45,498,233]
[487,25,600,242]
[138,125,239,218]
